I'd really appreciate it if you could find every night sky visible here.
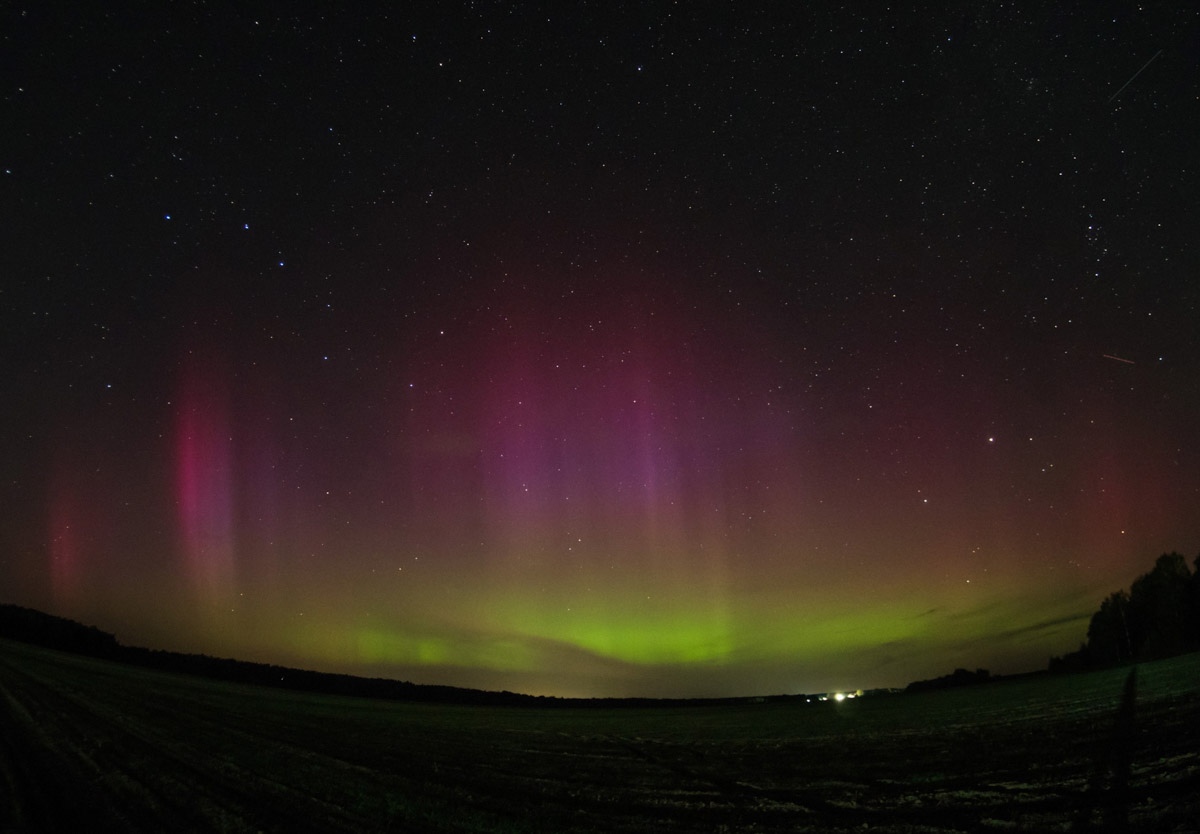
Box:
[3,3,1198,698]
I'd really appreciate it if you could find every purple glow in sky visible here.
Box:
[2,4,1197,697]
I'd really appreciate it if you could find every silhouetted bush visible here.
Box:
[905,667,991,693]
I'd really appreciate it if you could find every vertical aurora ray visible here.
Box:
[174,358,237,607]
[44,453,113,612]
[47,483,83,606]
[451,277,794,666]
[2,4,1198,703]
[236,384,293,593]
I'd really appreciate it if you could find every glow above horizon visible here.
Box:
[25,260,1195,699]
[6,6,1197,700]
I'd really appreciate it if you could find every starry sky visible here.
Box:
[3,3,1198,698]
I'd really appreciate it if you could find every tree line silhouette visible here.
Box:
[1049,552,1200,673]
[0,604,811,707]
[4,551,1198,701]
[0,603,545,705]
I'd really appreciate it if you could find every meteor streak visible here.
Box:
[1108,50,1163,103]
[1103,354,1135,365]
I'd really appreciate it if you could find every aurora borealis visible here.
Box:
[3,4,1198,698]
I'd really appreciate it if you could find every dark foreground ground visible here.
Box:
[1,638,1197,833]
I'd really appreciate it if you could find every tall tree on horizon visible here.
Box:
[1077,552,1199,668]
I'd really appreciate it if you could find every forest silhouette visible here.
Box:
[3,551,1198,702]
[1050,552,1200,672]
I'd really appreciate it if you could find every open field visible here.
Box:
[1,638,1197,833]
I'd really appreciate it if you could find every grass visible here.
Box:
[1,637,1197,832]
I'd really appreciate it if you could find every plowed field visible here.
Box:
[2,639,1197,832]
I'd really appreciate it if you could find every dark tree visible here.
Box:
[1051,551,1200,673]
[1086,591,1134,666]
[1128,552,1194,659]
[1190,553,1200,648]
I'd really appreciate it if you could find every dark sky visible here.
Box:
[3,2,1198,698]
